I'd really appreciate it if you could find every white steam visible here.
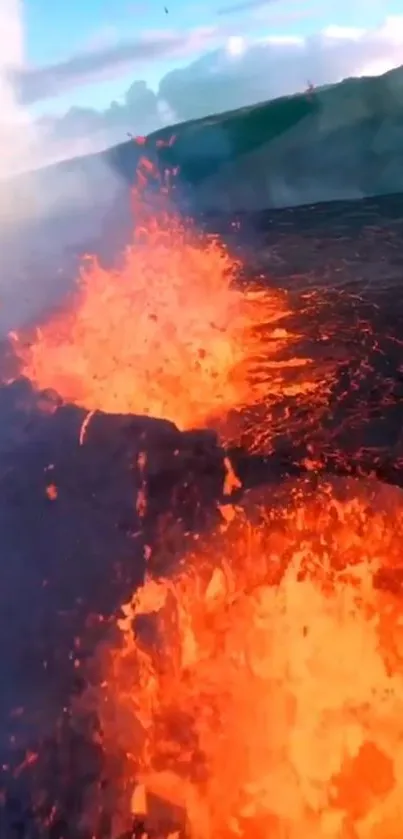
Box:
[0,0,39,177]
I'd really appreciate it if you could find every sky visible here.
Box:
[24,0,402,109]
[1,0,403,173]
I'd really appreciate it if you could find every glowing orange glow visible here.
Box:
[10,211,326,434]
[6,148,401,839]
[95,478,403,839]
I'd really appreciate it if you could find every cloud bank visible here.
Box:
[157,18,403,122]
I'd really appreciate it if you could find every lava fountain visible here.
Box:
[93,477,403,839]
[9,208,328,436]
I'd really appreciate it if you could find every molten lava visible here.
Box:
[4,146,403,839]
[10,212,324,434]
[95,478,403,839]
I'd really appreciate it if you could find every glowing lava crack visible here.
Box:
[92,478,403,839]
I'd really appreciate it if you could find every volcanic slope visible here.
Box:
[147,62,403,212]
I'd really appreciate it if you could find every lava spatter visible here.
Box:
[93,478,403,839]
[10,208,327,439]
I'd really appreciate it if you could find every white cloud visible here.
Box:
[156,16,403,123]
[0,0,23,66]
[322,25,366,41]
[226,35,246,56]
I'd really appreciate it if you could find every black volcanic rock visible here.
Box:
[0,382,227,761]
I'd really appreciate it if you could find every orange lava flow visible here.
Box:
[10,213,324,432]
[94,478,403,839]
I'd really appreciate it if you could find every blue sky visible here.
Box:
[24,0,403,114]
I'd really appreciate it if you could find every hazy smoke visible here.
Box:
[0,0,129,337]
[0,0,39,177]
